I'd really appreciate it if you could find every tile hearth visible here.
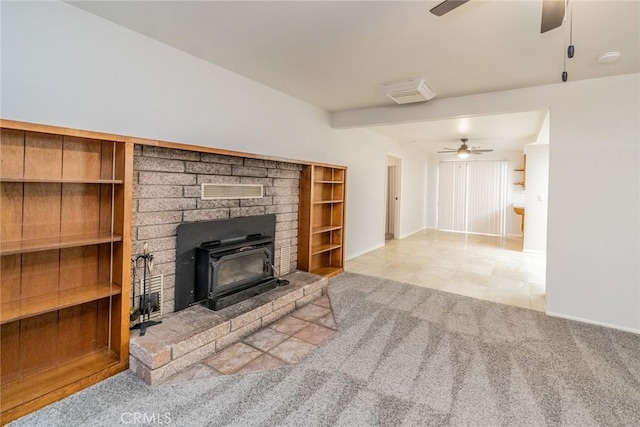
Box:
[163,296,336,385]
[129,271,335,385]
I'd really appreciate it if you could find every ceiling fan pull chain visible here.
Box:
[567,4,575,58]
[562,1,569,82]
[562,43,568,82]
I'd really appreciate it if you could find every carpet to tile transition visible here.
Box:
[10,272,640,426]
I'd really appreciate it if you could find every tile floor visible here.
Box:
[346,229,546,311]
[162,296,336,384]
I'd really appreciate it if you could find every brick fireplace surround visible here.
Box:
[129,144,332,384]
[131,144,302,315]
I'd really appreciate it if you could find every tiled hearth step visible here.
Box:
[163,296,336,384]
[129,271,330,385]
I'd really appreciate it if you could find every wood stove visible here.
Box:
[175,215,278,311]
[195,234,277,310]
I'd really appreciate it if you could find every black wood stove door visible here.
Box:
[211,247,271,296]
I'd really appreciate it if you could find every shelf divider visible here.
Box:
[0,349,120,414]
[311,243,342,255]
[0,177,123,184]
[312,225,343,234]
[0,233,122,255]
[0,282,122,324]
[310,266,344,277]
[312,199,343,204]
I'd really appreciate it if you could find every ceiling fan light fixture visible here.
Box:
[438,138,493,157]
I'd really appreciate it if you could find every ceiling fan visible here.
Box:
[430,0,567,33]
[438,138,493,159]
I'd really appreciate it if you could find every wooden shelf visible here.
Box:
[310,266,344,277]
[299,164,346,278]
[514,155,526,188]
[0,177,123,184]
[0,283,121,324]
[313,200,343,204]
[311,243,342,255]
[0,120,132,423]
[312,225,343,234]
[0,348,120,415]
[0,233,122,255]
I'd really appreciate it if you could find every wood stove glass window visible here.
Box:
[213,248,270,293]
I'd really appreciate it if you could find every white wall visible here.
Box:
[523,112,550,253]
[334,75,640,333]
[397,152,428,239]
[0,1,428,261]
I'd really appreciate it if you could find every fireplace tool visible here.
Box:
[270,262,289,287]
[131,243,162,336]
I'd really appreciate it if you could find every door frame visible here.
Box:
[385,154,402,240]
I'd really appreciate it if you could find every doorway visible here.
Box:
[385,155,401,241]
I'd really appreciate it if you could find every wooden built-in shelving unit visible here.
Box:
[0,121,132,424]
[298,165,346,278]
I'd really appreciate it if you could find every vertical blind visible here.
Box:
[437,160,507,236]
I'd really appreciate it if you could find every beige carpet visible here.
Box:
[11,272,640,426]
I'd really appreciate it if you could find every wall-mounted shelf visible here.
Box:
[513,155,526,188]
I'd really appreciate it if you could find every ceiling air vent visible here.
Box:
[201,183,263,200]
[380,77,436,104]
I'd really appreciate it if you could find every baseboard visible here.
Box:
[523,248,546,255]
[345,242,385,260]
[546,311,640,335]
[398,226,427,240]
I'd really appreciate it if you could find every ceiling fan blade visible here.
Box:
[429,0,470,17]
[471,149,494,153]
[437,150,457,153]
[541,0,566,33]
[443,147,458,150]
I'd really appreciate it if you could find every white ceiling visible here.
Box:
[370,109,547,152]
[68,0,638,145]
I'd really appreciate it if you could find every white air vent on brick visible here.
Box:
[280,244,291,275]
[201,183,263,200]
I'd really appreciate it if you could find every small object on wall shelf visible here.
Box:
[298,164,346,278]
[0,120,132,424]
